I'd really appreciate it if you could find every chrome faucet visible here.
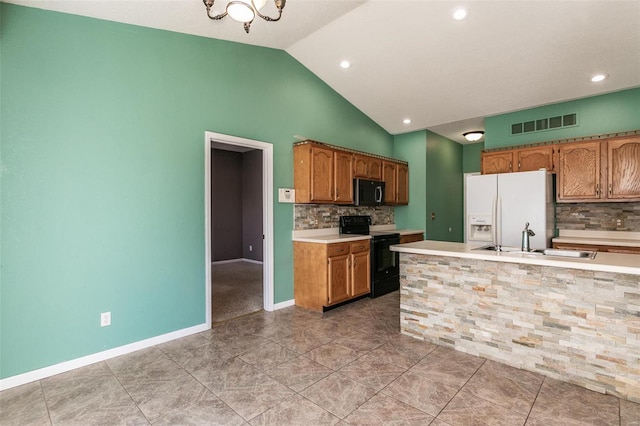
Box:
[521,222,535,252]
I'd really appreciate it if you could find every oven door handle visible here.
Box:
[373,238,400,245]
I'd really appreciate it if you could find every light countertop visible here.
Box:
[292,226,425,244]
[391,239,640,275]
[552,230,640,247]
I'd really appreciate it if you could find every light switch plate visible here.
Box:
[278,188,295,203]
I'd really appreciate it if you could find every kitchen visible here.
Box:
[2,3,640,423]
[289,131,640,405]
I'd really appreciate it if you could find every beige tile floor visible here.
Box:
[2,291,639,425]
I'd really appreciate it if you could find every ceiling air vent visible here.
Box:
[511,113,577,135]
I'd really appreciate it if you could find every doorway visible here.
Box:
[204,132,274,325]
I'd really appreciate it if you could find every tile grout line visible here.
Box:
[104,359,152,425]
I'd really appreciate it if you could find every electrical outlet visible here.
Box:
[615,218,624,228]
[100,312,111,327]
[249,245,253,252]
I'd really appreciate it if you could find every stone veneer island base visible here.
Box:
[393,242,640,403]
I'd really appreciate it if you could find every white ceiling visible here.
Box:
[6,0,640,143]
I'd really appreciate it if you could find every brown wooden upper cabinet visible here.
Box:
[294,141,408,205]
[482,146,555,174]
[381,160,409,205]
[607,136,640,200]
[557,141,602,201]
[294,143,353,204]
[481,151,513,174]
[381,161,397,204]
[353,154,382,180]
[334,150,354,204]
[396,163,409,205]
[556,135,640,202]
[516,145,555,172]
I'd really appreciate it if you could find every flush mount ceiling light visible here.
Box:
[590,73,609,83]
[203,0,285,33]
[403,118,412,124]
[463,131,484,142]
[340,60,351,69]
[452,7,468,20]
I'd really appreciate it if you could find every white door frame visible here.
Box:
[204,131,274,325]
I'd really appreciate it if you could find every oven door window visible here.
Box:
[373,239,399,276]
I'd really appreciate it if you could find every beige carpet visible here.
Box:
[211,261,263,323]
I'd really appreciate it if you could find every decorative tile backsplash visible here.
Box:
[293,202,640,232]
[294,205,394,230]
[556,202,640,231]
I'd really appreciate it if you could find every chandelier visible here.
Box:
[203,0,286,33]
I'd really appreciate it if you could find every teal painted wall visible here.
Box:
[462,142,484,173]
[0,4,392,379]
[425,131,463,242]
[393,131,427,232]
[485,88,640,149]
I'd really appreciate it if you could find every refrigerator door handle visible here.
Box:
[491,196,497,246]
[496,196,502,247]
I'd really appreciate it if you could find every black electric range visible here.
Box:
[339,215,400,298]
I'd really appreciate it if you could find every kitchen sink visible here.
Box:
[472,245,523,253]
[473,245,597,259]
[531,248,597,259]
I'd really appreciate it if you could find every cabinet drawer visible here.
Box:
[400,233,423,244]
[327,243,350,257]
[350,240,370,253]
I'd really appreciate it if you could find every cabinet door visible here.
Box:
[481,151,513,174]
[354,154,383,180]
[327,253,350,305]
[382,161,397,204]
[334,151,354,203]
[517,146,555,172]
[353,154,369,178]
[368,158,382,180]
[310,145,334,202]
[396,164,409,205]
[607,136,640,200]
[557,141,602,201]
[350,250,371,297]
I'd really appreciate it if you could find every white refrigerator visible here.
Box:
[464,170,554,249]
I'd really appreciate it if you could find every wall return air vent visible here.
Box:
[511,113,577,135]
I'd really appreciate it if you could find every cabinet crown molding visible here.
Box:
[293,139,408,165]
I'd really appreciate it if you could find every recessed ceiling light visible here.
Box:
[452,7,468,20]
[403,118,411,125]
[339,60,351,69]
[590,73,608,82]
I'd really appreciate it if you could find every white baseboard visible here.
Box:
[273,299,295,310]
[0,323,210,392]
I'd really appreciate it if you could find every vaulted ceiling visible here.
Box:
[6,0,640,143]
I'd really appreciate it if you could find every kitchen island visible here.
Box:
[391,240,640,402]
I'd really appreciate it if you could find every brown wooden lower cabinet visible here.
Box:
[399,232,424,244]
[552,242,640,254]
[294,239,371,312]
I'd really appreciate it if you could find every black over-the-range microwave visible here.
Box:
[353,179,385,206]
